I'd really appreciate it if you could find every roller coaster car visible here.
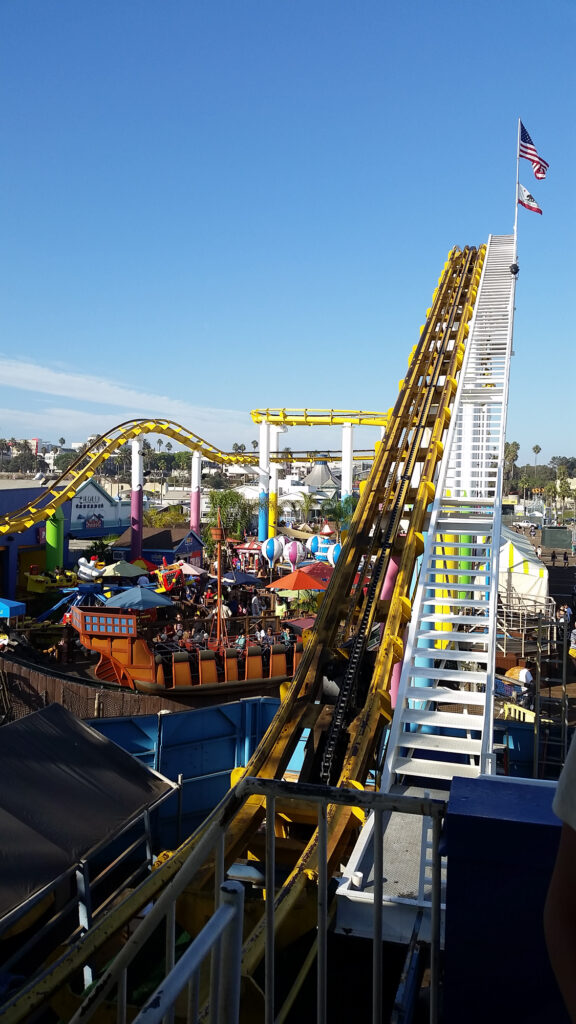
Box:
[25,569,78,594]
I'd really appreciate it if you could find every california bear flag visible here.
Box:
[518,183,542,215]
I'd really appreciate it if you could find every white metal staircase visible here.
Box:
[381,233,517,790]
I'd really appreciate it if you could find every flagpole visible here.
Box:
[513,117,521,247]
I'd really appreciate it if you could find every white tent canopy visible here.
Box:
[499,525,548,603]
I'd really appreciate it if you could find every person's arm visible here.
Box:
[544,822,576,1020]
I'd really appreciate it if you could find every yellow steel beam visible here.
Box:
[251,408,389,426]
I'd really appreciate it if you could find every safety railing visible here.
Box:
[496,595,556,658]
[3,779,447,1024]
[131,880,245,1024]
[0,808,156,989]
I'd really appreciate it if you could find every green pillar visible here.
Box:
[46,506,64,571]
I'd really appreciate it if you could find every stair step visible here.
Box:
[410,666,486,684]
[420,582,490,592]
[420,598,485,610]
[396,731,483,756]
[432,537,492,546]
[440,496,496,506]
[416,629,491,643]
[420,605,490,615]
[422,649,491,665]
[406,685,486,706]
[436,520,494,531]
[402,708,484,730]
[425,567,488,577]
[393,756,480,781]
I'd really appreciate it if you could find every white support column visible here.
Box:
[258,421,270,542]
[341,423,354,499]
[268,425,287,538]
[190,450,202,535]
[130,438,144,561]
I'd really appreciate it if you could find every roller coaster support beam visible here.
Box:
[341,423,354,498]
[130,438,144,561]
[190,450,202,535]
[45,506,64,572]
[258,421,270,542]
[268,425,287,538]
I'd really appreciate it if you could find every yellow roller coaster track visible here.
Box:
[2,244,486,1024]
[0,422,376,537]
[251,409,390,427]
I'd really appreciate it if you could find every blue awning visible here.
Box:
[0,599,25,618]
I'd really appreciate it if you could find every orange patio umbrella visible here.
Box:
[267,569,329,592]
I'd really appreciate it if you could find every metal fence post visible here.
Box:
[218,881,245,1024]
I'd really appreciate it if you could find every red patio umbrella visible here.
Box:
[267,569,329,592]
[300,562,334,584]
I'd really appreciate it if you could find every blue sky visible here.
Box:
[1,1,574,463]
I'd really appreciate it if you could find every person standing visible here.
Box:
[551,550,557,567]
[537,545,542,559]
[564,551,570,568]
[251,592,262,617]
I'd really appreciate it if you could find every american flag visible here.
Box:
[519,122,549,180]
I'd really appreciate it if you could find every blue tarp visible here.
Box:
[0,599,25,618]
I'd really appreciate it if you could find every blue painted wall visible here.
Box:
[90,698,283,847]
[0,486,71,598]
[444,775,568,1024]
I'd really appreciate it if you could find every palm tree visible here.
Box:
[519,474,530,501]
[281,447,293,472]
[289,491,318,526]
[157,438,164,454]
[58,436,66,448]
[165,442,172,453]
[251,439,258,451]
[533,444,541,486]
[0,438,9,469]
[320,494,359,541]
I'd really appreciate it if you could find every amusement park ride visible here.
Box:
[0,236,519,1023]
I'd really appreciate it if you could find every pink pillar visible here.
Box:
[190,450,201,535]
[130,438,144,561]
[380,552,401,601]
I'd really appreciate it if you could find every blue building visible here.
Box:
[0,485,72,598]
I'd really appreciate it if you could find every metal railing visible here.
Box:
[131,881,245,1024]
[3,778,447,1024]
[496,594,556,658]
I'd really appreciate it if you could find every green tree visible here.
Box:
[504,441,520,493]
[0,438,9,469]
[532,444,541,485]
[156,438,163,453]
[289,491,318,526]
[54,451,76,471]
[320,494,359,540]
[203,470,229,489]
[174,451,192,476]
[559,479,574,519]
[83,535,120,562]
[144,506,189,528]
[58,436,66,448]
[519,474,530,500]
[251,439,258,451]
[202,490,255,558]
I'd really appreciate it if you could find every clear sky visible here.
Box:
[1,1,574,463]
